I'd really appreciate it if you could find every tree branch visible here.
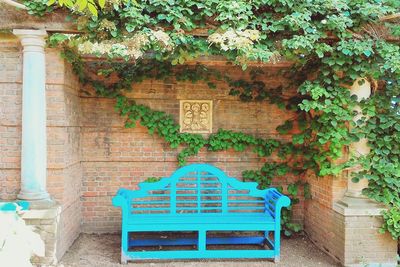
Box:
[380,13,400,22]
[0,0,27,10]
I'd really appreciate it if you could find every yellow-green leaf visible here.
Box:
[60,0,74,7]
[98,0,105,8]
[77,0,87,11]
[88,2,98,16]
[47,0,56,6]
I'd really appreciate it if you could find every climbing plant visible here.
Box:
[18,0,400,238]
[59,47,314,235]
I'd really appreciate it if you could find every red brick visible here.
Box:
[1,40,309,253]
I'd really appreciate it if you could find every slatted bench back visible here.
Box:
[129,164,272,215]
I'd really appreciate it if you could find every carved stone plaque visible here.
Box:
[179,100,213,133]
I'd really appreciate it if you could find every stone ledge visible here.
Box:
[333,197,387,216]
[21,201,61,219]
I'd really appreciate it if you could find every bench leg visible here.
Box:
[198,230,206,251]
[274,256,280,263]
[121,230,128,264]
[274,229,281,263]
[263,231,270,245]
[121,251,128,264]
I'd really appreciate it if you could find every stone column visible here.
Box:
[335,78,383,209]
[344,78,371,200]
[333,78,397,267]
[13,29,50,201]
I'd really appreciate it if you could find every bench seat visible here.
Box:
[113,163,291,264]
[127,214,275,226]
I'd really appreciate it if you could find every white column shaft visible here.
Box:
[13,29,49,200]
[346,78,371,198]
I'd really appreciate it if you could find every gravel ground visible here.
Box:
[58,233,340,267]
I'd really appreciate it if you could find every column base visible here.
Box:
[18,190,50,201]
[20,198,56,210]
[21,201,62,265]
[333,197,398,267]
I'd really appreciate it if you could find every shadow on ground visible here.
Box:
[58,233,340,267]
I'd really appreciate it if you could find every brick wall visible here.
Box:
[46,50,82,259]
[80,66,305,232]
[304,171,346,262]
[0,37,22,200]
[1,37,304,253]
[305,169,397,266]
[0,38,82,260]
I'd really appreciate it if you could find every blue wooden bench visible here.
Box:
[112,163,290,264]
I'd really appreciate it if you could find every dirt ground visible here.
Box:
[57,233,340,267]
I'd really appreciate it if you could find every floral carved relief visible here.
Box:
[179,100,213,133]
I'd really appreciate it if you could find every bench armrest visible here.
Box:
[265,188,291,219]
[112,188,131,212]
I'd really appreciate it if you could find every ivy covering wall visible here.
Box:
[21,0,400,239]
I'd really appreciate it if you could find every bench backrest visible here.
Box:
[128,164,273,215]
